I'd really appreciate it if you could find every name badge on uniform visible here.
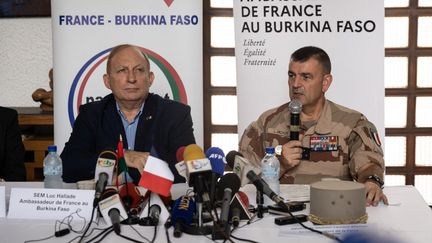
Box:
[310,136,338,151]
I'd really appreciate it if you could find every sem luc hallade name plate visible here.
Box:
[7,188,94,220]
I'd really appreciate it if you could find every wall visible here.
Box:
[0,18,52,107]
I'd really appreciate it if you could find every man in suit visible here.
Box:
[0,106,26,181]
[61,44,195,184]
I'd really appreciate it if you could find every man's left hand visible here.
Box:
[364,181,388,207]
[124,150,149,174]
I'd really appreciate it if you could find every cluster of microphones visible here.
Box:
[91,144,291,240]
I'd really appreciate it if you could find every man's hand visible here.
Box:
[364,181,388,207]
[281,135,304,167]
[124,150,149,174]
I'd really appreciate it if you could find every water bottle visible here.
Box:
[43,145,63,189]
[261,147,280,206]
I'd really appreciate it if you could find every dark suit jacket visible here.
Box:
[0,107,26,181]
[61,93,195,184]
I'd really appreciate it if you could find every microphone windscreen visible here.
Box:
[288,99,302,114]
[216,173,241,201]
[205,147,225,176]
[183,144,205,161]
[176,146,186,162]
[171,196,195,225]
[226,150,243,169]
[99,150,118,161]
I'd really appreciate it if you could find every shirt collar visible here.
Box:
[116,102,145,124]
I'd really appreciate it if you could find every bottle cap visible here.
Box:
[265,147,275,154]
[48,145,57,152]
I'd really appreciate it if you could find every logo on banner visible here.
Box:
[68,46,187,126]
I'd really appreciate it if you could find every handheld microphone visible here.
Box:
[94,150,117,206]
[288,99,302,141]
[175,146,187,180]
[216,173,240,202]
[205,147,225,205]
[246,170,286,208]
[220,188,232,224]
[171,196,196,238]
[98,188,128,235]
[225,151,261,187]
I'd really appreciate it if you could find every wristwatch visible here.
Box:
[366,175,384,189]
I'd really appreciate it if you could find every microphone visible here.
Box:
[225,150,242,170]
[216,173,240,202]
[98,188,128,235]
[94,150,117,206]
[230,191,251,227]
[175,146,187,180]
[149,204,161,225]
[183,144,213,187]
[171,196,196,238]
[205,147,225,205]
[225,151,261,187]
[288,99,302,140]
[220,188,232,224]
[246,170,286,209]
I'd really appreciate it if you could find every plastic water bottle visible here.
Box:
[43,145,63,189]
[261,147,280,206]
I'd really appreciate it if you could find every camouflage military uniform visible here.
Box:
[239,99,385,184]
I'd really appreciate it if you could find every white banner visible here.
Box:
[234,0,384,143]
[52,0,203,152]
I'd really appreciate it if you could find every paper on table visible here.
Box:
[280,184,310,202]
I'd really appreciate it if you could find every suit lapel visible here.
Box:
[104,96,128,149]
[135,94,158,152]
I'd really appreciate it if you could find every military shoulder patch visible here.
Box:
[369,129,382,147]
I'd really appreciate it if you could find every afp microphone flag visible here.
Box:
[139,156,174,197]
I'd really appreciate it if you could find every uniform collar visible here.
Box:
[304,99,332,136]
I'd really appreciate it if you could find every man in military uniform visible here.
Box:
[239,46,388,207]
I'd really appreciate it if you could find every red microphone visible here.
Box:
[174,146,187,180]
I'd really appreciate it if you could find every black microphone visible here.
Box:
[149,204,161,225]
[225,150,243,170]
[109,208,122,235]
[246,170,286,209]
[98,188,128,235]
[94,150,117,206]
[288,99,302,140]
[220,188,232,224]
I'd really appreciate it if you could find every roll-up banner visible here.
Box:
[52,0,203,152]
[234,0,384,145]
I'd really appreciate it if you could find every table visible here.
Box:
[1,183,431,243]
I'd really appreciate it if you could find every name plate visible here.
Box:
[8,188,95,220]
[0,186,5,218]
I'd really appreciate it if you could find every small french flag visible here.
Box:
[139,156,174,197]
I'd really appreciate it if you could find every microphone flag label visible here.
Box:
[139,156,174,197]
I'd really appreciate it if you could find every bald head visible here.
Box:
[106,44,151,74]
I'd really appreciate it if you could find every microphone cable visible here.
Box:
[276,203,342,242]
[78,205,97,243]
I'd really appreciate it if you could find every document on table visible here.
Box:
[281,184,310,202]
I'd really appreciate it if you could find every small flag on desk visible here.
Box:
[139,156,174,197]
[116,135,132,188]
